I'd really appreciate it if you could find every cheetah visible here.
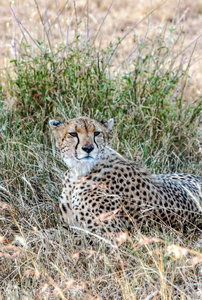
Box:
[49,117,202,233]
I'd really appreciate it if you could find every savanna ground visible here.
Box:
[0,0,202,299]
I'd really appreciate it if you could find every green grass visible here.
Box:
[0,1,201,299]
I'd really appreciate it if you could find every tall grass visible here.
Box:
[0,0,201,299]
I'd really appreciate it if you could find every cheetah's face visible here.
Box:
[49,117,114,174]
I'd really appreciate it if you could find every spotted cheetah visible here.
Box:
[49,117,202,233]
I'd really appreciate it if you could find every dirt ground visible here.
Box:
[0,0,201,97]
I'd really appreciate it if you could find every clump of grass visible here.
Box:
[0,1,201,299]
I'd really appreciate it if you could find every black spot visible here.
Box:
[104,171,110,175]
[62,204,67,213]
[131,186,135,191]
[66,202,70,209]
[136,184,140,190]
[124,173,128,178]
[142,172,148,176]
[143,191,147,196]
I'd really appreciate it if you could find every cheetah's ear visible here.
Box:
[49,120,63,128]
[49,120,68,148]
[101,118,114,132]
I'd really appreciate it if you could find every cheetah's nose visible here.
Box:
[82,144,94,154]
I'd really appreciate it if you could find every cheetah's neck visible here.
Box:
[70,146,123,178]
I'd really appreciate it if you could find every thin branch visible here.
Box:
[70,226,117,248]
[10,4,41,50]
[92,0,115,45]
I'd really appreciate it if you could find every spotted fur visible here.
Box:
[50,117,202,233]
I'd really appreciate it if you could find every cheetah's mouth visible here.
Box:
[76,155,94,161]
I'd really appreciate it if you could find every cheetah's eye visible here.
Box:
[69,132,78,137]
[94,131,101,137]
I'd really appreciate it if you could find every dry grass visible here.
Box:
[0,208,202,299]
[0,193,202,299]
[0,0,202,299]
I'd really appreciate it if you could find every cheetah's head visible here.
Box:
[49,117,114,176]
